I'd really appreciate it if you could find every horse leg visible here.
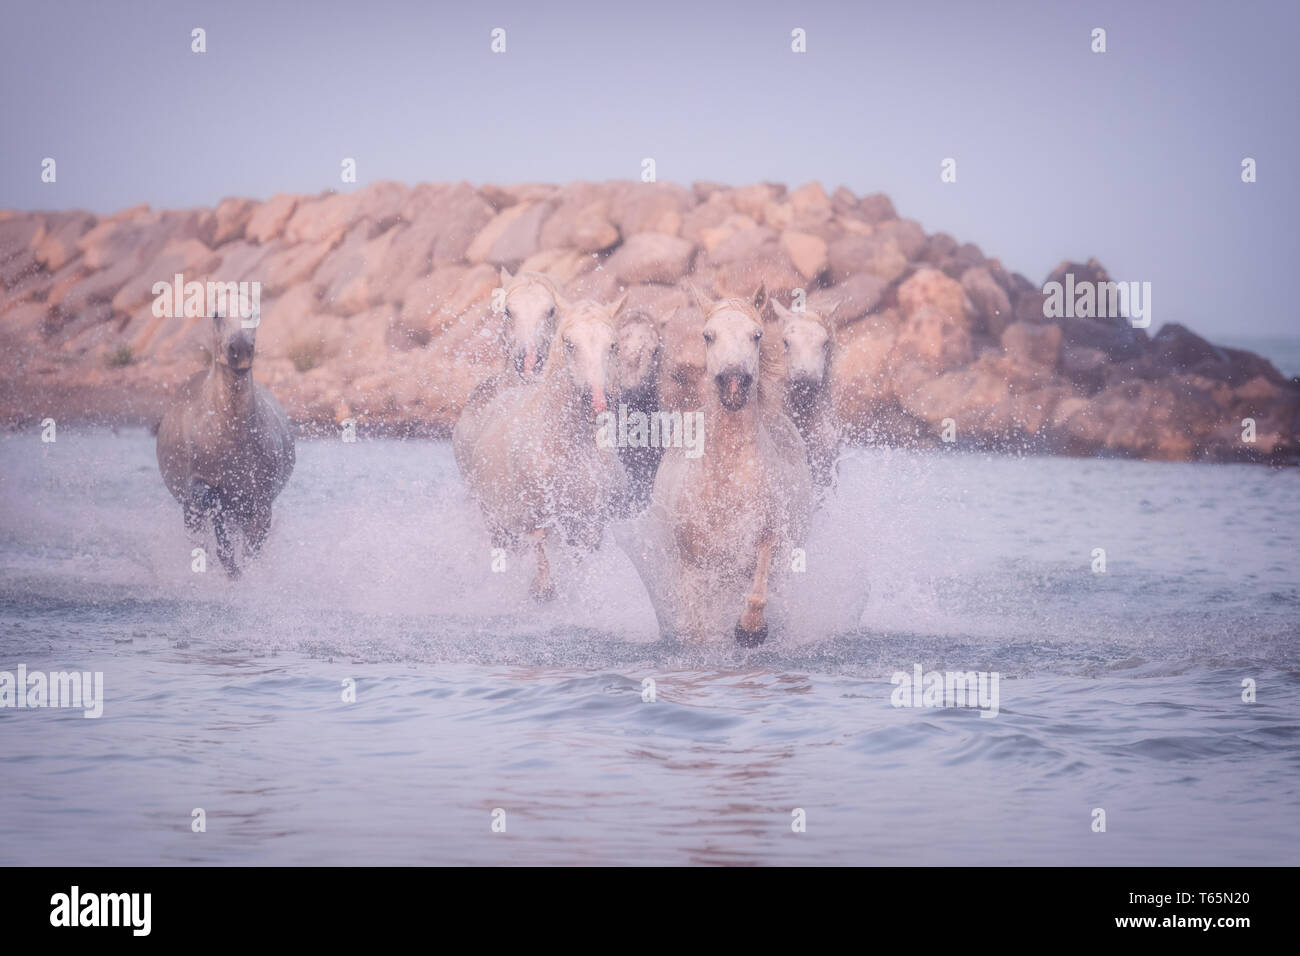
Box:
[182,480,214,543]
[245,505,272,557]
[529,528,556,602]
[735,536,774,647]
[211,501,240,580]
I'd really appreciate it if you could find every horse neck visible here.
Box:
[703,392,762,468]
[532,365,592,439]
[206,361,256,421]
[784,382,830,431]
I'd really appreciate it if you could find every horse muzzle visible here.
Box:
[715,370,752,410]
[225,337,255,371]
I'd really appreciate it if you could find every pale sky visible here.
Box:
[2,0,1296,339]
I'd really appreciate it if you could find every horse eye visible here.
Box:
[565,338,575,351]
[548,307,556,318]
[753,330,763,341]
[504,308,512,320]
[702,331,715,343]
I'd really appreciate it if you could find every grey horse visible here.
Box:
[156,310,295,578]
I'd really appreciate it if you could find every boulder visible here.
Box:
[810,273,888,326]
[197,198,256,247]
[779,230,828,281]
[245,194,300,244]
[891,304,973,371]
[961,266,1014,336]
[608,181,693,236]
[857,193,897,224]
[897,267,970,325]
[827,235,907,284]
[539,196,620,253]
[1001,321,1062,368]
[606,233,696,285]
[35,212,95,271]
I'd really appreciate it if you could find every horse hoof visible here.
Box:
[734,623,768,647]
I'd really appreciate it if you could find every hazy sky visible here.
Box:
[2,0,1296,338]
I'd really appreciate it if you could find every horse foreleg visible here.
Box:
[212,508,240,580]
[245,506,271,557]
[735,536,774,647]
[529,529,555,602]
[183,479,216,542]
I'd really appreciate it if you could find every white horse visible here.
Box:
[772,298,840,491]
[457,295,630,600]
[156,310,295,578]
[452,268,560,477]
[649,284,811,644]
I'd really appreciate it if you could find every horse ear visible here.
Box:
[771,299,794,321]
[686,281,712,316]
[499,266,514,288]
[752,283,769,314]
[608,292,629,319]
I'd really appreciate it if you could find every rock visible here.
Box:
[539,193,620,252]
[832,321,897,424]
[1146,323,1227,370]
[609,181,693,236]
[898,267,970,325]
[1053,378,1222,460]
[245,194,300,244]
[1059,344,1110,393]
[714,247,803,300]
[961,266,1013,336]
[731,184,781,220]
[313,222,404,314]
[681,196,735,244]
[466,201,552,266]
[432,186,495,266]
[607,233,696,285]
[1001,321,1062,368]
[35,213,95,271]
[283,191,361,248]
[1057,315,1145,360]
[700,219,770,260]
[891,304,973,371]
[397,265,495,347]
[779,230,828,281]
[857,193,897,224]
[874,219,926,260]
[827,235,908,284]
[344,181,407,234]
[198,198,256,247]
[810,273,888,326]
[261,240,333,295]
[1191,346,1289,387]
[788,181,833,221]
[478,182,557,210]
[111,238,222,315]
[365,221,438,303]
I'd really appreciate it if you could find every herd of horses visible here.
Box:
[154,270,843,644]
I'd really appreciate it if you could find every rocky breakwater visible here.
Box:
[0,180,1295,463]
